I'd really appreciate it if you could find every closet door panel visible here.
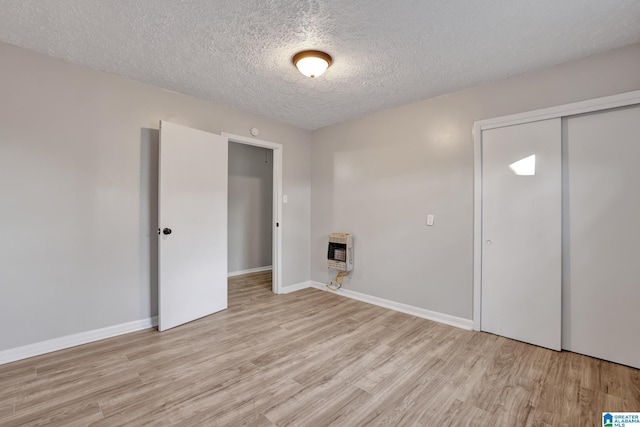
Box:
[563,105,640,369]
[481,118,562,350]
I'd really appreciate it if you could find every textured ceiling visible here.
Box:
[0,1,639,129]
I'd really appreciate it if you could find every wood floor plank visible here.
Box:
[574,386,624,427]
[262,375,369,426]
[0,397,15,419]
[1,398,105,427]
[95,361,263,426]
[422,398,497,427]
[179,374,302,426]
[0,366,36,389]
[14,365,141,413]
[0,270,638,426]
[332,357,448,426]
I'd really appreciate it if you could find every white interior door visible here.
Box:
[481,118,562,350]
[563,105,640,368]
[158,121,228,332]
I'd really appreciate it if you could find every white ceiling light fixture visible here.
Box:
[292,50,332,78]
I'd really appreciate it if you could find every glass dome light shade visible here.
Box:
[292,50,332,78]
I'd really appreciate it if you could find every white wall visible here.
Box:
[311,43,640,320]
[228,142,273,273]
[0,42,311,352]
[3,38,639,355]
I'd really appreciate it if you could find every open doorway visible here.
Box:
[227,142,272,277]
[223,132,283,294]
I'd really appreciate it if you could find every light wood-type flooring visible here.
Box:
[0,271,638,426]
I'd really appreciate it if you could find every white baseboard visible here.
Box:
[0,316,158,366]
[0,282,471,365]
[279,281,312,294]
[228,266,272,277]
[310,281,473,330]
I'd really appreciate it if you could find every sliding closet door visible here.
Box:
[481,119,562,350]
[563,105,640,368]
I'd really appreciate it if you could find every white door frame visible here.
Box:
[473,89,640,331]
[222,132,283,294]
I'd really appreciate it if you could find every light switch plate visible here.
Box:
[283,195,288,204]
[426,214,435,226]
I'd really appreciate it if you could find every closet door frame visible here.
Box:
[473,89,640,331]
